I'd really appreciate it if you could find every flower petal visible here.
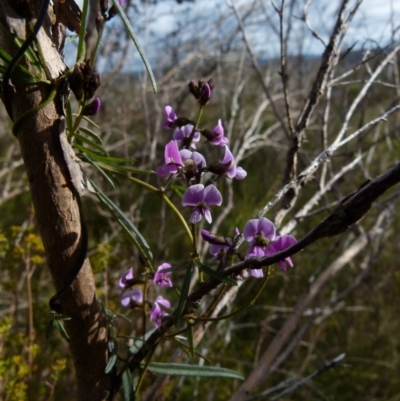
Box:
[248,268,264,278]
[243,219,259,241]
[258,218,276,240]
[203,184,222,206]
[190,208,203,224]
[182,184,205,206]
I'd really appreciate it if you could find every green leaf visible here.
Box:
[145,363,244,380]
[82,115,100,129]
[129,328,157,354]
[121,368,135,401]
[79,126,103,144]
[74,132,109,155]
[54,319,70,342]
[46,319,54,340]
[80,153,117,189]
[105,354,117,374]
[171,184,186,199]
[110,0,157,93]
[113,311,132,322]
[174,265,192,325]
[13,36,42,73]
[193,259,237,286]
[76,0,89,63]
[89,179,154,270]
[0,50,39,83]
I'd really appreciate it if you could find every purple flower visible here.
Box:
[173,125,200,149]
[121,289,143,308]
[211,119,228,146]
[244,218,297,276]
[207,146,247,180]
[83,97,101,116]
[118,268,134,289]
[221,146,247,179]
[118,0,124,5]
[179,149,206,183]
[201,229,231,259]
[154,263,173,288]
[263,235,297,271]
[156,140,183,177]
[150,295,171,327]
[162,105,178,129]
[199,83,212,106]
[180,149,206,169]
[182,184,222,224]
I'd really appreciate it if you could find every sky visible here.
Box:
[71,0,400,71]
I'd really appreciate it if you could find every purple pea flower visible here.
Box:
[121,289,143,308]
[150,295,171,328]
[83,97,101,116]
[244,218,297,277]
[264,235,297,271]
[221,146,247,179]
[182,184,222,224]
[154,263,173,288]
[210,119,228,146]
[199,83,212,106]
[173,124,200,149]
[118,268,134,289]
[201,229,231,259]
[118,0,125,5]
[163,105,178,129]
[180,149,206,169]
[179,149,206,183]
[207,146,247,180]
[156,140,183,178]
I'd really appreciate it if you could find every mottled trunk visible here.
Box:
[0,2,113,400]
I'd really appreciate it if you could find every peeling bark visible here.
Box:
[0,2,113,400]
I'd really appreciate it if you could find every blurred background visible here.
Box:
[1,0,400,400]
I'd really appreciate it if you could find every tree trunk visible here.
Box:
[0,2,113,400]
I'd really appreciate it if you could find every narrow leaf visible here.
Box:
[75,132,109,155]
[82,115,100,128]
[193,259,237,286]
[46,319,54,340]
[89,180,153,269]
[110,0,157,93]
[105,354,117,374]
[174,265,192,325]
[54,320,70,342]
[145,363,244,380]
[13,36,42,73]
[79,126,103,144]
[121,368,135,401]
[80,154,117,189]
[76,0,89,63]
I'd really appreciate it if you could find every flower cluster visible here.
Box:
[118,264,173,328]
[202,217,297,278]
[117,79,297,328]
[158,88,246,224]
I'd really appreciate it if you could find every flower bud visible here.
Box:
[83,97,101,116]
[199,83,211,106]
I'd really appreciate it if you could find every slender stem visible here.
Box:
[134,344,157,397]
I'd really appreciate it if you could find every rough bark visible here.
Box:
[0,2,112,400]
